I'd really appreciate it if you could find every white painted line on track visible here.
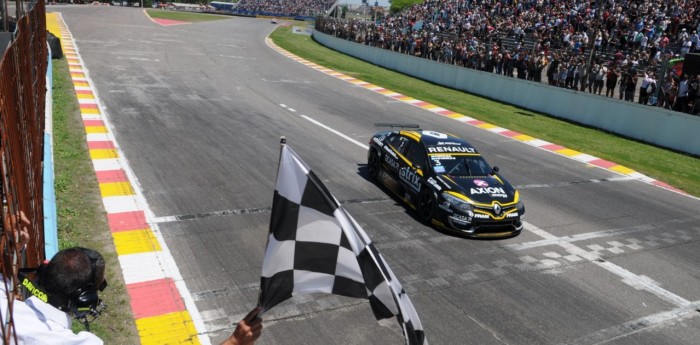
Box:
[565,302,700,345]
[299,115,369,150]
[515,176,636,190]
[280,103,369,150]
[153,215,179,223]
[524,222,690,307]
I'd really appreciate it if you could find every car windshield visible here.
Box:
[430,154,492,176]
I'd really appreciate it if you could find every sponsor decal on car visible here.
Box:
[427,177,442,191]
[423,131,448,139]
[431,155,456,160]
[470,187,508,198]
[427,146,477,153]
[437,141,464,146]
[372,137,385,147]
[384,146,398,158]
[506,212,520,218]
[384,155,399,170]
[450,214,471,224]
[399,167,422,192]
[473,213,490,219]
[473,179,489,187]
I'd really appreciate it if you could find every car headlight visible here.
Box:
[442,193,474,215]
[516,200,525,219]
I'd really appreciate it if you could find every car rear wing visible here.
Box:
[374,123,420,129]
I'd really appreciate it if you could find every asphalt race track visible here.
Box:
[54,6,700,345]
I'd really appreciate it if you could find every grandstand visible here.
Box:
[209,1,238,13]
[315,0,700,113]
[232,0,337,20]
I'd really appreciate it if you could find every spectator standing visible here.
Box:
[678,28,690,44]
[659,34,670,51]
[496,53,503,75]
[640,34,649,52]
[606,67,619,97]
[516,53,527,79]
[619,68,629,100]
[624,69,638,102]
[674,75,690,112]
[680,37,692,57]
[594,64,607,95]
[661,76,677,109]
[576,60,587,91]
[534,52,546,82]
[586,63,596,93]
[559,62,568,87]
[688,75,700,114]
[547,53,560,85]
[505,50,515,77]
[638,71,656,105]
[566,61,576,89]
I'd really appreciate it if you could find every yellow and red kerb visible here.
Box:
[47,12,207,345]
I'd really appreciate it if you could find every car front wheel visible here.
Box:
[417,188,436,223]
[368,150,380,181]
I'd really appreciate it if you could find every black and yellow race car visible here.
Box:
[367,126,524,237]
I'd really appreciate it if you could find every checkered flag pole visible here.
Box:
[258,140,427,345]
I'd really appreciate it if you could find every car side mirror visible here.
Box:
[491,166,499,175]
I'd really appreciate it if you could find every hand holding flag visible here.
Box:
[221,307,263,345]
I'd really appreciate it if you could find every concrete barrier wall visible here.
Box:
[314,31,700,157]
[44,45,58,259]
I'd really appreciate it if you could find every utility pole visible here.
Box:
[655,48,670,107]
[587,1,604,70]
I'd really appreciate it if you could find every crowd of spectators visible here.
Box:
[316,0,700,115]
[234,0,336,18]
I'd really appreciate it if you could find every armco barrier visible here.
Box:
[313,31,700,157]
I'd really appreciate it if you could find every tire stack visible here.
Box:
[47,30,62,59]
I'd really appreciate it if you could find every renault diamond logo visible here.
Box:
[493,203,502,215]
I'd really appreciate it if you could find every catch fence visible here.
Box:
[0,0,47,343]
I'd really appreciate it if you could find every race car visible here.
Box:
[367,126,524,237]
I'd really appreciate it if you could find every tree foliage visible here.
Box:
[389,0,423,13]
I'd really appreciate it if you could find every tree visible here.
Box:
[389,0,421,13]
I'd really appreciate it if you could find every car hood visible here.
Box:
[436,175,517,204]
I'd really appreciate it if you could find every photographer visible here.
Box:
[4,246,108,344]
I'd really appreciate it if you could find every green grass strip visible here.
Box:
[146,9,232,22]
[270,26,700,197]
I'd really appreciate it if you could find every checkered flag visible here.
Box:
[259,143,427,345]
